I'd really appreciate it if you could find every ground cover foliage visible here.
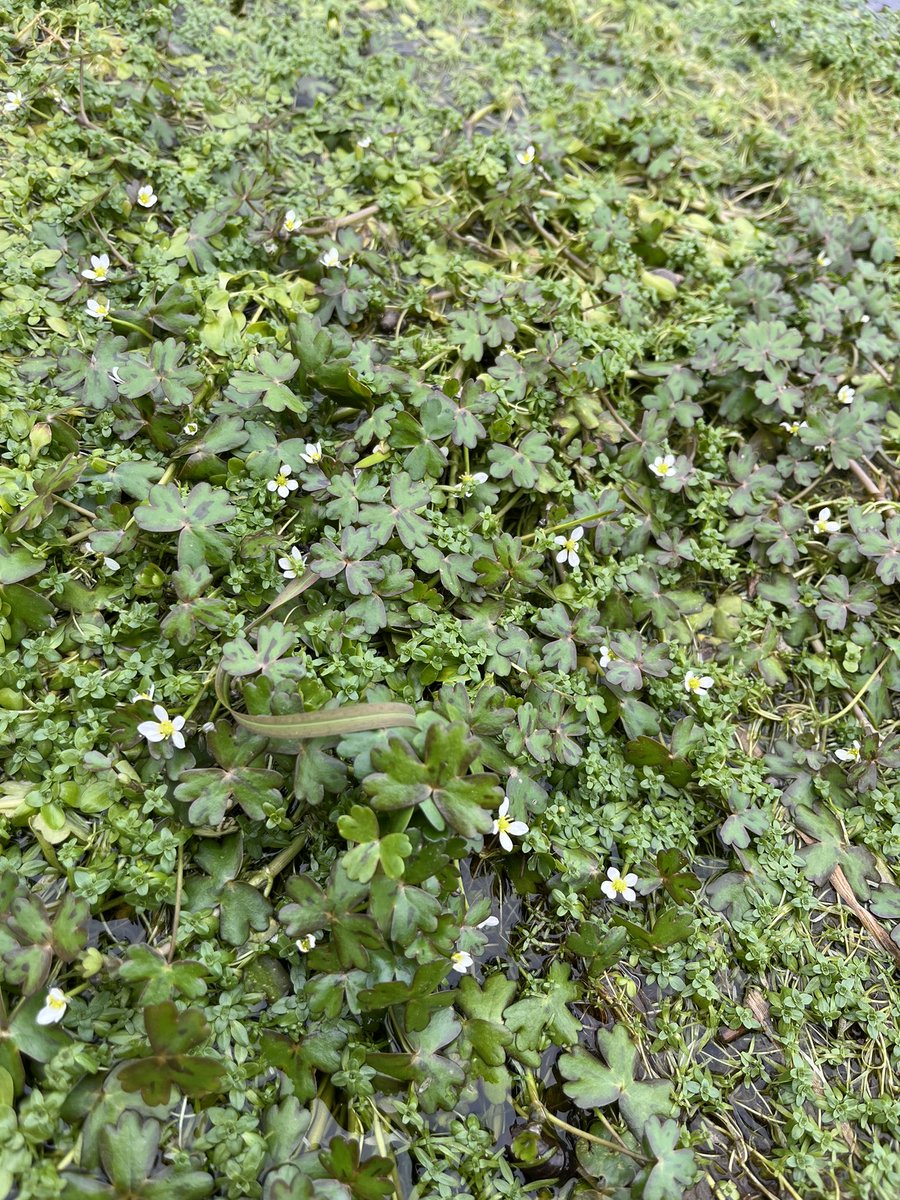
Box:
[1,0,899,1196]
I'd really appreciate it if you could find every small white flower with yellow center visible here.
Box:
[837,385,855,405]
[357,135,372,149]
[267,464,299,500]
[86,296,110,319]
[835,741,861,763]
[553,525,584,569]
[82,253,110,282]
[811,507,840,536]
[278,546,305,579]
[183,421,198,436]
[450,949,474,974]
[860,314,870,324]
[684,670,714,698]
[3,90,24,112]
[319,246,341,269]
[598,645,616,669]
[282,209,300,234]
[492,797,529,852]
[458,471,488,496]
[296,934,317,953]
[137,704,186,750]
[517,144,536,165]
[36,987,68,1026]
[301,442,323,465]
[649,453,676,478]
[816,253,831,268]
[601,867,638,903]
[780,420,808,435]
[136,183,157,208]
[133,685,155,703]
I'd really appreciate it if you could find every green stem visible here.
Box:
[521,509,610,543]
[816,654,890,728]
[247,833,306,893]
[521,1072,646,1161]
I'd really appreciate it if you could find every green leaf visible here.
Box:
[560,1024,673,1135]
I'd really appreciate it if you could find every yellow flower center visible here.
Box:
[611,877,628,894]
[496,815,511,835]
[564,537,577,552]
[687,677,700,691]
[275,473,287,487]
[451,952,466,966]
[47,993,66,1011]
[657,462,671,475]
[158,719,175,738]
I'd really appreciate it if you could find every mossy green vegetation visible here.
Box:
[1,1,899,1197]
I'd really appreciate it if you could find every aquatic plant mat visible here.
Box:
[1,1,899,1197]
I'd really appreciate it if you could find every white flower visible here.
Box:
[137,704,186,750]
[601,867,638,903]
[82,253,110,282]
[86,296,110,319]
[492,797,529,852]
[136,183,157,208]
[598,645,615,669]
[301,442,323,465]
[100,556,120,572]
[476,915,500,930]
[816,253,831,268]
[860,314,870,324]
[517,144,536,165]
[837,385,855,406]
[319,246,341,269]
[649,453,676,478]
[835,740,861,763]
[132,684,155,703]
[183,422,198,436]
[278,546,305,579]
[282,209,300,234]
[357,135,372,149]
[684,670,714,698]
[296,934,317,953]
[109,366,123,386]
[458,471,488,496]
[553,525,584,569]
[267,464,299,499]
[4,90,24,113]
[780,420,808,435]
[811,507,840,536]
[450,949,474,974]
[36,987,67,1025]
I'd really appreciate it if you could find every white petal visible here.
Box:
[499,831,513,852]
[172,716,186,730]
[507,821,529,837]
[498,797,509,817]
[172,731,186,750]
[266,480,278,492]
[152,704,169,722]
[607,867,620,881]
[601,881,616,899]
[571,526,584,541]
[622,888,637,902]
[567,551,579,568]
[624,874,638,887]
[555,548,568,563]
[137,722,163,742]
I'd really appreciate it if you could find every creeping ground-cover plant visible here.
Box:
[1,1,899,1198]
